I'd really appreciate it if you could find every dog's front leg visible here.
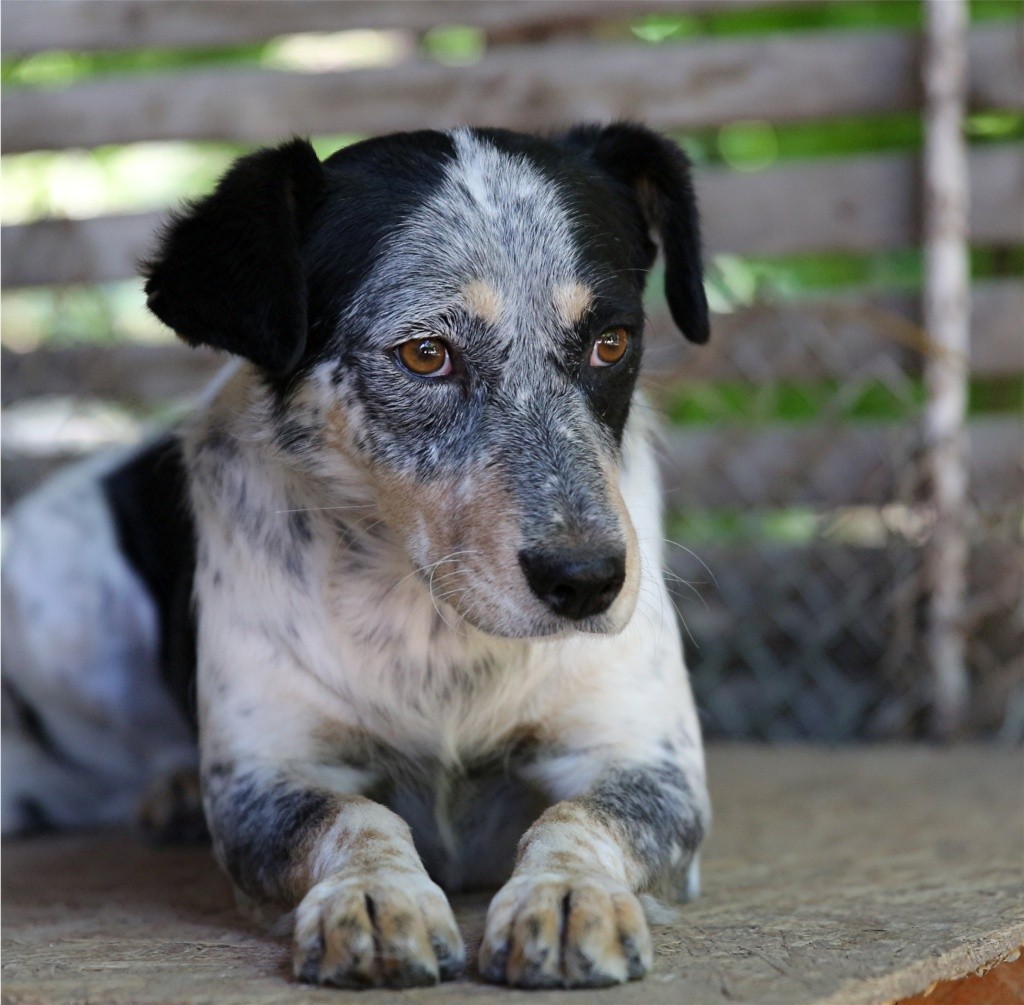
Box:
[479,759,707,988]
[202,764,465,987]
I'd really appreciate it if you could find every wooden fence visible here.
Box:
[2,0,1022,740]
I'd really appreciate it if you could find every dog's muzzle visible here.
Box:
[518,545,626,621]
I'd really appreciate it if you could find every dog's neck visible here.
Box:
[185,366,551,758]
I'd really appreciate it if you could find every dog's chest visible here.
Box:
[316,551,552,756]
[382,760,550,891]
[313,560,558,887]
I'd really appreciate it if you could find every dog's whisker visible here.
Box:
[379,549,482,604]
[661,570,711,612]
[661,586,699,651]
[634,557,668,652]
[631,593,661,652]
[274,503,377,515]
[426,570,468,638]
[661,538,719,588]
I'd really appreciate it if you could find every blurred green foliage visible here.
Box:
[631,0,1021,41]
[422,25,486,65]
[679,113,1024,169]
[661,376,1021,427]
[665,508,821,546]
[1,43,272,88]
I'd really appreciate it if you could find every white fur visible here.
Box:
[189,372,703,813]
[1,450,195,832]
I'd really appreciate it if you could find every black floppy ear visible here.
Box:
[562,123,709,344]
[142,138,325,374]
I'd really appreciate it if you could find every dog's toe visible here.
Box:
[137,766,208,845]
[480,872,652,988]
[293,871,464,988]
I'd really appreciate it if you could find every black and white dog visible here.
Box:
[2,124,710,989]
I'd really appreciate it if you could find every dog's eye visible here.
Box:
[589,328,629,368]
[396,338,453,377]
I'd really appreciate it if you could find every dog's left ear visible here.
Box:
[560,123,709,344]
[142,138,325,375]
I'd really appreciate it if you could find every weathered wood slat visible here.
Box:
[2,212,156,290]
[659,414,1022,509]
[0,0,781,56]
[4,415,1018,510]
[2,25,1019,154]
[644,281,1024,380]
[0,342,223,407]
[2,452,82,510]
[967,281,1024,377]
[698,144,1023,257]
[4,146,1021,289]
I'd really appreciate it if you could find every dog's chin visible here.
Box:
[454,591,638,641]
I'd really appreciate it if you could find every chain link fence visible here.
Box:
[649,293,1023,742]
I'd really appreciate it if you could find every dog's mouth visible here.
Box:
[376,450,641,640]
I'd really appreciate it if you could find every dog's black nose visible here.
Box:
[518,547,626,621]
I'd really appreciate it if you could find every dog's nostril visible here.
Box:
[518,547,626,621]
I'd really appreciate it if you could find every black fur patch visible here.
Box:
[143,138,326,375]
[202,764,336,902]
[582,761,706,891]
[2,677,81,769]
[559,123,709,345]
[102,436,197,728]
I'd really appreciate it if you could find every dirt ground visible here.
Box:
[3,745,1022,1005]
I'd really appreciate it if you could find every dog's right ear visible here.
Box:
[142,139,325,375]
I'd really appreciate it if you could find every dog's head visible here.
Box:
[144,125,707,639]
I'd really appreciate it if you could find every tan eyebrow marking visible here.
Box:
[552,282,594,328]
[461,280,503,326]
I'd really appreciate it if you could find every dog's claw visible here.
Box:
[479,872,653,988]
[293,871,463,988]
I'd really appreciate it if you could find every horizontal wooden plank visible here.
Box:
[4,146,1020,289]
[1,212,156,289]
[2,25,1019,153]
[2,451,85,510]
[0,0,781,55]
[659,415,1022,510]
[643,281,1024,380]
[967,281,1024,377]
[697,145,1023,257]
[0,342,223,407]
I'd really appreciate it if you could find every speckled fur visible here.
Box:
[2,125,710,990]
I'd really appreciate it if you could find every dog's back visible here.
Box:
[2,439,196,833]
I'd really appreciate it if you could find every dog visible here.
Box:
[2,123,711,989]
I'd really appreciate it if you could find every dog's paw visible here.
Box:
[137,766,209,845]
[479,872,653,988]
[293,871,464,988]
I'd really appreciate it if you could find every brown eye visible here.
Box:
[396,338,453,377]
[589,328,629,368]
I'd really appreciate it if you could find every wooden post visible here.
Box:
[922,0,971,737]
